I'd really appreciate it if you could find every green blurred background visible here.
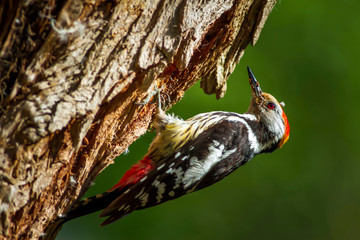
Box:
[58,1,360,239]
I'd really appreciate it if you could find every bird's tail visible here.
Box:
[43,188,129,239]
[62,189,127,222]
[43,189,126,239]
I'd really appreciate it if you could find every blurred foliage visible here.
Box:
[59,1,360,239]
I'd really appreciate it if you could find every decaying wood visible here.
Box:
[0,0,276,239]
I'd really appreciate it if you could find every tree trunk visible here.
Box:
[0,0,276,239]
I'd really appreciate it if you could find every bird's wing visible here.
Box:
[100,118,252,225]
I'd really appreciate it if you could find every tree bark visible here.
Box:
[0,0,276,239]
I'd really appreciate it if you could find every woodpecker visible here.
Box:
[61,67,290,226]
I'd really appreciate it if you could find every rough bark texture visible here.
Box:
[0,0,276,239]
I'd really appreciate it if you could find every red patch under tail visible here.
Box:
[110,156,154,191]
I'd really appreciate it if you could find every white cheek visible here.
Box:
[267,114,285,138]
[263,107,285,140]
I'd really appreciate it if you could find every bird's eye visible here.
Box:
[267,102,276,110]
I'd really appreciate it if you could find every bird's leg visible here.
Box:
[134,85,170,131]
[135,85,167,107]
[155,87,171,115]
[153,86,171,132]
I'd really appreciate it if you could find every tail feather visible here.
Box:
[61,187,128,222]
[45,189,128,238]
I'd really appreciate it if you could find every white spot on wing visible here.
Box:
[172,167,184,189]
[182,146,237,188]
[182,156,189,161]
[124,205,130,211]
[212,140,220,147]
[135,187,145,198]
[139,193,149,207]
[135,188,149,207]
[157,163,165,170]
[175,152,181,158]
[168,191,175,197]
[152,180,166,203]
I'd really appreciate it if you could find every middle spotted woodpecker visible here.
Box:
[61,67,290,226]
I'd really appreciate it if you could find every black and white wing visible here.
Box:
[100,116,256,225]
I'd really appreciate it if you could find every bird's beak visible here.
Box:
[247,66,263,98]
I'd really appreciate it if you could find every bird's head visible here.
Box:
[246,67,290,150]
